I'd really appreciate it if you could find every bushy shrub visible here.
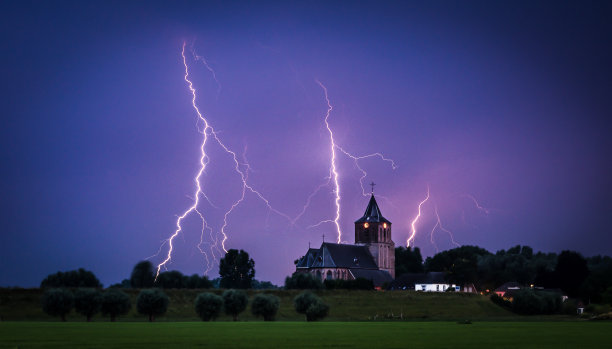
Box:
[251,294,280,321]
[74,288,102,321]
[195,292,224,321]
[285,273,323,289]
[324,277,373,290]
[222,289,248,321]
[101,289,131,321]
[490,294,512,308]
[137,289,169,322]
[294,291,329,321]
[512,289,562,315]
[42,288,74,321]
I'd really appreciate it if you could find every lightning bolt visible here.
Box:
[464,194,491,214]
[311,80,397,243]
[429,204,460,252]
[316,80,343,243]
[155,42,293,279]
[407,185,430,247]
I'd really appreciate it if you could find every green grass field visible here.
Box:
[1,321,611,348]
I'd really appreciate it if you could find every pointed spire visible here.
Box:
[354,194,391,224]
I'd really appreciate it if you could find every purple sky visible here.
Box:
[1,1,611,287]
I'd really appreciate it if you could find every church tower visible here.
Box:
[354,192,395,278]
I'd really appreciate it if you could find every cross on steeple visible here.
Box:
[370,181,376,194]
[322,234,325,243]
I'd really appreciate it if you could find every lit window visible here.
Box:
[383,223,387,228]
[364,222,369,228]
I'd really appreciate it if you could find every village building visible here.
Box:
[295,193,394,288]
[389,272,459,292]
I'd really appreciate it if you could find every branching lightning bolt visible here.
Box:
[316,80,342,243]
[311,80,397,243]
[155,42,293,280]
[429,204,460,252]
[407,185,430,247]
[155,42,214,280]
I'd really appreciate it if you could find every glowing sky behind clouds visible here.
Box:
[1,1,610,286]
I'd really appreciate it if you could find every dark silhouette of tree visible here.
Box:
[251,294,280,321]
[41,268,102,288]
[222,289,248,321]
[42,288,73,321]
[74,288,102,321]
[185,274,213,289]
[101,289,131,322]
[395,246,424,276]
[425,245,491,285]
[251,279,279,289]
[194,292,223,321]
[130,261,155,288]
[554,250,589,298]
[219,249,255,289]
[512,289,562,315]
[293,291,328,321]
[156,271,186,289]
[136,289,169,322]
[284,273,323,290]
[581,255,612,303]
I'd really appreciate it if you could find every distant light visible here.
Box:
[364,223,370,228]
[383,223,387,228]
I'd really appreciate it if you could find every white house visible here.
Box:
[390,272,460,292]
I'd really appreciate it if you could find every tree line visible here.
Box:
[395,245,612,304]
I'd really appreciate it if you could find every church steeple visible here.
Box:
[354,191,395,278]
[355,194,390,225]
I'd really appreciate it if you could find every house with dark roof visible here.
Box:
[295,194,394,287]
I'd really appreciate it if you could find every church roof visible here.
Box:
[295,248,320,269]
[354,195,391,224]
[350,269,393,286]
[309,243,379,269]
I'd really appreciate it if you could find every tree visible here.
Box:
[156,271,186,289]
[512,289,562,315]
[136,289,169,322]
[251,294,280,321]
[284,273,323,289]
[219,249,255,289]
[222,289,248,321]
[185,274,213,289]
[194,292,223,321]
[42,288,73,321]
[554,250,589,298]
[294,291,329,321]
[74,288,102,321]
[41,268,102,288]
[130,261,155,288]
[395,246,424,276]
[101,289,131,322]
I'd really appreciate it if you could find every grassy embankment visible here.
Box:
[1,321,611,348]
[0,288,566,322]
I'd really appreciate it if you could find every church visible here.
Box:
[295,193,395,287]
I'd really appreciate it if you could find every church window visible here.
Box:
[383,223,387,229]
[363,222,369,228]
[326,270,332,280]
